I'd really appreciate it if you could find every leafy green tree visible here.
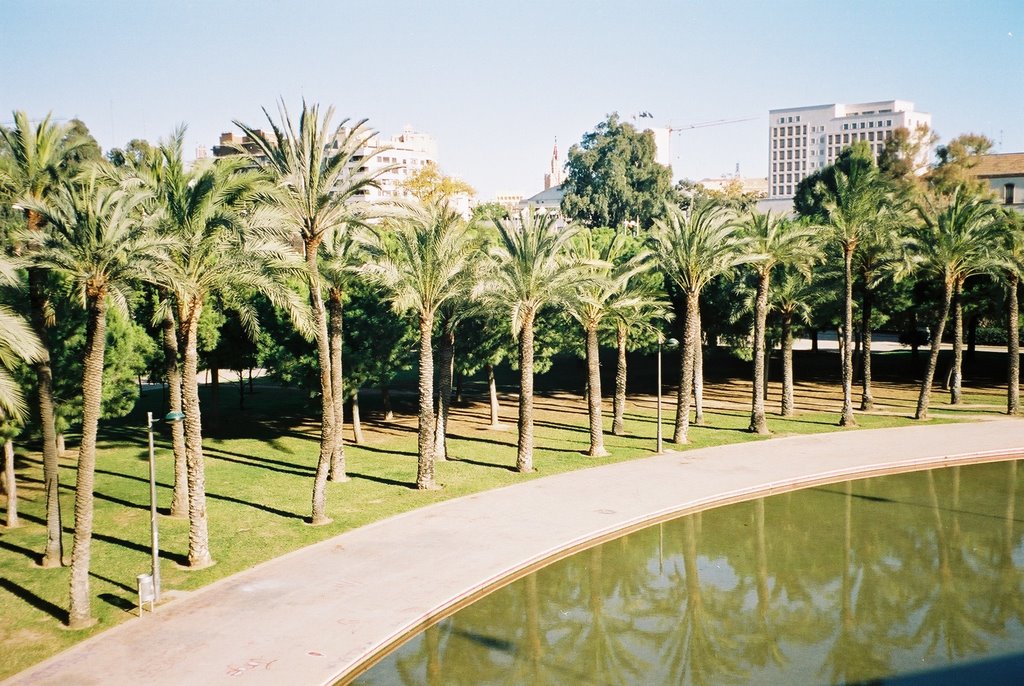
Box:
[740,212,819,434]
[562,113,673,231]
[0,110,89,567]
[475,209,583,472]
[651,201,753,443]
[358,201,476,489]
[927,133,993,195]
[793,142,875,220]
[910,187,1002,419]
[400,161,475,204]
[22,165,167,628]
[236,102,386,523]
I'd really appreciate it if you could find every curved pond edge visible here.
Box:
[8,419,1024,686]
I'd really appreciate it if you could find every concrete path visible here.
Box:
[7,419,1024,686]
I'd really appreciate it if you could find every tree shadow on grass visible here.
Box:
[0,578,66,623]
[446,433,514,449]
[204,490,306,521]
[445,456,518,473]
[202,448,312,478]
[0,537,41,564]
[90,571,136,594]
[349,444,417,458]
[89,532,190,567]
[346,472,416,489]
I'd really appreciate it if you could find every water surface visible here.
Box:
[354,460,1024,685]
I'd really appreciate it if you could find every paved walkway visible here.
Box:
[7,419,1024,686]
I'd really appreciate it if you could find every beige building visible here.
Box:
[971,153,1024,211]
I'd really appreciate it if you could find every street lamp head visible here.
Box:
[164,411,186,423]
[666,338,679,349]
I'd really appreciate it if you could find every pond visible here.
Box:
[352,459,1024,685]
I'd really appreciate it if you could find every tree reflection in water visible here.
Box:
[355,460,1024,685]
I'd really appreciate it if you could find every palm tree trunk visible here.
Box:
[328,290,347,482]
[750,270,770,434]
[840,245,856,426]
[181,302,213,568]
[486,364,505,429]
[517,308,536,472]
[673,290,698,443]
[950,280,964,405]
[307,245,335,524]
[381,386,394,421]
[67,293,107,629]
[350,393,364,444]
[416,313,438,489]
[916,279,954,420]
[693,303,705,426]
[1008,273,1020,415]
[585,323,608,457]
[433,325,455,461]
[28,255,62,567]
[860,285,874,411]
[3,438,18,528]
[612,324,627,436]
[781,312,795,417]
[161,302,188,518]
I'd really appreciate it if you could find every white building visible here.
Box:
[768,100,932,199]
[340,124,438,201]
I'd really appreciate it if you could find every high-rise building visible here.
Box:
[767,100,932,199]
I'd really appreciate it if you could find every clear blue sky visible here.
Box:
[2,1,1021,200]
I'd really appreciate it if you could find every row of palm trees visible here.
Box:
[1,103,1022,630]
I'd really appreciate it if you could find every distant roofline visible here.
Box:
[769,100,916,115]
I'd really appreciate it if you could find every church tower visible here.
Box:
[543,138,566,190]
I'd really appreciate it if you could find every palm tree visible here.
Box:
[771,268,820,416]
[740,211,819,434]
[1000,210,1024,415]
[910,186,1002,419]
[235,101,389,523]
[565,230,650,456]
[22,166,168,628]
[607,285,671,437]
[157,137,308,566]
[651,200,752,444]
[0,111,88,567]
[852,211,910,411]
[0,256,44,422]
[475,209,583,473]
[817,164,892,427]
[359,201,476,489]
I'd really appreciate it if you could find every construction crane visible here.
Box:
[633,113,763,180]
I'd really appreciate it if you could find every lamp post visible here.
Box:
[656,336,678,454]
[146,410,185,605]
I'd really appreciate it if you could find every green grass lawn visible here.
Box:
[0,371,986,679]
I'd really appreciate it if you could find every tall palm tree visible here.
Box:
[565,230,650,456]
[852,213,910,411]
[607,284,671,436]
[740,212,819,434]
[771,268,820,416]
[235,101,389,523]
[319,210,370,481]
[22,166,168,628]
[359,201,475,489]
[651,201,753,444]
[909,186,1002,419]
[475,209,583,473]
[0,111,88,567]
[157,137,307,566]
[1000,210,1024,415]
[817,165,892,426]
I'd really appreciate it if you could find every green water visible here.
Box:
[354,460,1024,685]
